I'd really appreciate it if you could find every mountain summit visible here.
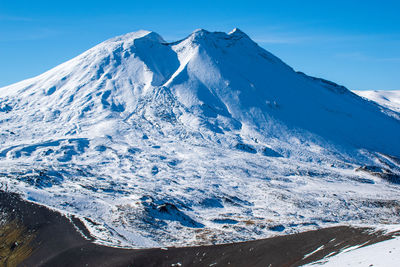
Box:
[1,29,399,247]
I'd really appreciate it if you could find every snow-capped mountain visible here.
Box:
[354,89,400,113]
[1,29,399,248]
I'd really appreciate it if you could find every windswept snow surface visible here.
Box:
[1,29,400,247]
[354,90,400,113]
[317,236,400,266]
[308,227,400,266]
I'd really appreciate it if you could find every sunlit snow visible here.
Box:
[0,29,399,247]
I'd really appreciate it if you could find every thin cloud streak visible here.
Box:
[335,52,400,62]
[254,36,308,44]
[0,28,59,42]
[0,15,33,22]
[254,30,400,45]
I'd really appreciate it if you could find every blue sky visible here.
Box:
[1,0,399,90]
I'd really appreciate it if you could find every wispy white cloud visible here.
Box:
[0,15,32,22]
[335,52,400,62]
[254,35,309,44]
[379,57,400,62]
[335,52,369,60]
[0,28,58,42]
[252,27,400,46]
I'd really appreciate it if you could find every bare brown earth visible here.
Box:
[0,190,398,267]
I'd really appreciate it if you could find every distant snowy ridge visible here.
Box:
[0,29,400,248]
[354,90,400,113]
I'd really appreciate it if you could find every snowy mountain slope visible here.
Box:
[0,29,400,248]
[354,89,400,113]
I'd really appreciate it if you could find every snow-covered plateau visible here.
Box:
[0,29,399,248]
